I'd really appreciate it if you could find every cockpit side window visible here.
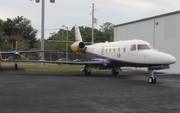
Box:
[148,44,154,50]
[130,44,136,51]
[138,44,150,50]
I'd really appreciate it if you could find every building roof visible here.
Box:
[114,10,180,27]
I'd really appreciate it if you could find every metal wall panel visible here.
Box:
[154,14,180,72]
[114,19,154,46]
[114,13,180,73]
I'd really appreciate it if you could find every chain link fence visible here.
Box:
[2,52,91,61]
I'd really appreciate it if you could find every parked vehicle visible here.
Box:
[56,58,72,65]
[73,59,86,62]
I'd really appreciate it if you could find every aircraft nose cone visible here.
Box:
[154,52,176,64]
[162,53,176,64]
[169,55,176,64]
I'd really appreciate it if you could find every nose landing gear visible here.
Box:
[148,70,156,83]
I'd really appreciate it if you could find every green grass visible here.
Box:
[1,62,110,72]
[20,65,112,72]
[1,62,139,72]
[20,65,84,72]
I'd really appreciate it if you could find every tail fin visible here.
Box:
[71,24,85,52]
[75,24,83,42]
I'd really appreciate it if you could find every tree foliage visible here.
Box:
[0,16,37,50]
[99,22,114,42]
[43,22,114,53]
[0,16,114,55]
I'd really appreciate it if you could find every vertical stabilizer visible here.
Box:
[75,24,83,42]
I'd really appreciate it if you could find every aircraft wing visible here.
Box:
[0,50,58,55]
[18,50,59,54]
[0,51,15,55]
[13,60,108,66]
[47,61,107,66]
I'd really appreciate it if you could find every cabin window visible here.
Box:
[130,44,136,51]
[102,48,104,53]
[118,48,120,52]
[138,44,150,50]
[123,47,126,52]
[105,48,107,53]
[109,48,111,52]
[113,48,116,52]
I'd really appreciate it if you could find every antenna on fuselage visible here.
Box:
[91,3,95,45]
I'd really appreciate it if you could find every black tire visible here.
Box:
[148,77,153,83]
[87,71,91,75]
[111,69,116,75]
[153,77,156,83]
[81,68,91,75]
[116,71,119,75]
[15,64,18,69]
[148,77,156,83]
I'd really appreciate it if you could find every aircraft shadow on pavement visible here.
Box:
[0,67,177,85]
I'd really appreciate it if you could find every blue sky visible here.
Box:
[0,0,180,39]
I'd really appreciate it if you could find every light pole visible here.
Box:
[92,3,94,45]
[62,25,68,60]
[31,0,55,60]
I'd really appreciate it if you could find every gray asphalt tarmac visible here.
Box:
[0,67,180,113]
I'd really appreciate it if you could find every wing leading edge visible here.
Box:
[14,60,108,66]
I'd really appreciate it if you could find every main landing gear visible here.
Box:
[148,70,156,83]
[111,68,121,75]
[81,66,122,76]
[81,65,91,75]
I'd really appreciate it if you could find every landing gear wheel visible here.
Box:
[111,68,119,75]
[148,70,157,84]
[148,77,156,83]
[153,77,156,83]
[81,66,91,75]
[84,68,91,75]
[15,63,18,69]
[111,69,116,75]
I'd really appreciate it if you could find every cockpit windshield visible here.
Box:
[138,44,150,50]
[130,44,154,51]
[148,44,154,50]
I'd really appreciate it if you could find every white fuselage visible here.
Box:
[84,39,176,67]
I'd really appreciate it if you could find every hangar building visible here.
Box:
[114,10,180,73]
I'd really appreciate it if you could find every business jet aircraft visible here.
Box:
[61,24,175,84]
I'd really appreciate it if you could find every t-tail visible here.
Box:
[71,24,86,52]
[74,24,83,42]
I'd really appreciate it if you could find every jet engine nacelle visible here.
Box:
[71,41,86,52]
